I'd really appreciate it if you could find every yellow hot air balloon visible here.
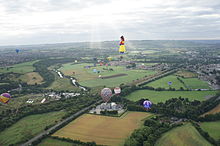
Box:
[119,36,126,54]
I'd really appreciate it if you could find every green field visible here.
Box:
[146,74,210,90]
[0,111,65,146]
[53,112,152,146]
[200,121,220,140]
[125,90,217,103]
[146,75,186,89]
[60,63,156,87]
[38,137,73,146]
[181,78,210,89]
[155,123,212,146]
[48,72,79,91]
[0,60,38,74]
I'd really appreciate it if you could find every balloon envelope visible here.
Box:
[16,49,20,53]
[0,93,11,104]
[101,88,112,102]
[143,100,152,109]
[114,87,121,94]
[168,82,172,85]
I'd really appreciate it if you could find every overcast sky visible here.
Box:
[0,0,220,45]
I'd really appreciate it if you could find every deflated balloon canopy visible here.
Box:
[0,93,11,104]
[143,100,152,109]
[101,88,112,102]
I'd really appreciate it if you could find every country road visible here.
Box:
[21,100,102,146]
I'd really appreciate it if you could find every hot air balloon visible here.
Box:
[168,82,172,86]
[15,49,20,54]
[101,88,112,102]
[143,100,152,109]
[114,87,121,94]
[0,93,11,104]
[93,69,97,73]
[107,57,112,61]
[119,36,126,54]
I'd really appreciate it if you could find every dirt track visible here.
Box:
[101,73,128,79]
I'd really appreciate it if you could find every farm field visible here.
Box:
[47,72,79,91]
[146,75,186,89]
[175,70,197,78]
[0,111,65,146]
[60,63,156,87]
[181,78,210,89]
[200,121,220,140]
[125,90,218,103]
[38,137,73,146]
[19,72,44,85]
[53,112,152,146]
[0,60,38,74]
[202,104,220,116]
[155,123,212,146]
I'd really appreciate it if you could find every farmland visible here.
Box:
[181,78,210,89]
[202,104,220,116]
[38,138,73,146]
[19,72,44,85]
[0,111,65,146]
[200,121,220,140]
[125,90,217,103]
[155,123,212,146]
[146,75,186,89]
[53,112,152,146]
[0,60,38,74]
[60,63,156,87]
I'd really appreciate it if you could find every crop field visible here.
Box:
[38,138,73,146]
[181,78,210,89]
[125,90,217,103]
[200,121,220,140]
[19,72,44,85]
[53,112,152,146]
[0,111,65,146]
[202,104,220,116]
[146,75,186,89]
[155,123,212,146]
[175,70,197,78]
[0,60,38,74]
[60,63,156,87]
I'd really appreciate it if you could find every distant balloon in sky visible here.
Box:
[114,87,121,94]
[15,49,20,54]
[101,88,112,102]
[0,93,11,104]
[119,36,126,54]
[168,82,172,86]
[143,100,152,109]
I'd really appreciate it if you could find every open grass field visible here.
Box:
[0,94,45,113]
[38,138,73,146]
[0,111,65,146]
[125,90,218,103]
[181,78,211,89]
[146,75,186,89]
[60,63,156,87]
[155,123,212,146]
[0,60,38,74]
[200,121,220,140]
[53,112,152,146]
[48,72,79,91]
[175,70,197,78]
[19,72,44,85]
[202,104,220,116]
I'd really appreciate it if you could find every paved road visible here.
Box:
[21,100,102,146]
